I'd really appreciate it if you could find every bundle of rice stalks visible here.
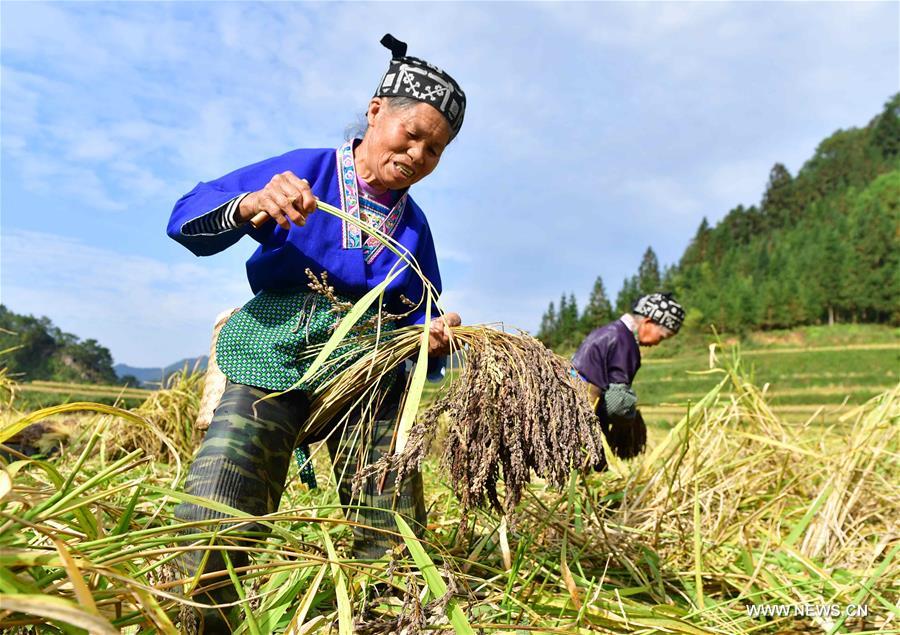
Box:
[304,325,604,519]
[400,328,605,518]
[196,308,240,431]
[1,418,78,458]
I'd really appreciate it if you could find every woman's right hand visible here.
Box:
[238,171,317,230]
[428,312,461,357]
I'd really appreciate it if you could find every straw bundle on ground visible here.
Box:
[196,308,240,431]
[102,367,204,461]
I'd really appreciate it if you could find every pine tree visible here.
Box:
[803,214,845,325]
[872,93,900,159]
[657,266,670,292]
[637,247,661,296]
[558,294,568,331]
[615,276,639,315]
[580,276,613,332]
[537,301,555,342]
[761,163,795,227]
[845,172,900,322]
[558,293,579,343]
[537,301,558,346]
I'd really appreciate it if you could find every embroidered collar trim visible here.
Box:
[336,140,408,263]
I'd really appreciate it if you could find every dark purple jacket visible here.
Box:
[571,319,641,390]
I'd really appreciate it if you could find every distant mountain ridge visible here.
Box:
[114,356,208,387]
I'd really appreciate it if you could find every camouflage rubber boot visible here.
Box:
[175,382,309,632]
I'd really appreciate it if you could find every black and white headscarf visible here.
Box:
[633,293,685,333]
[375,34,466,140]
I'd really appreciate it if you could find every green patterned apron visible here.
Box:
[216,288,396,393]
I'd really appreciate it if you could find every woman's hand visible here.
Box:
[428,312,461,357]
[238,171,317,230]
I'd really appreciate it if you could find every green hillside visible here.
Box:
[0,305,123,385]
[538,94,900,350]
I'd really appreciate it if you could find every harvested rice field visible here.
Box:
[0,326,898,634]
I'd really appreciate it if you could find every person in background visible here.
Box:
[166,34,465,632]
[571,292,685,459]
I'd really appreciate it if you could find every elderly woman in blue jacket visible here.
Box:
[167,34,465,631]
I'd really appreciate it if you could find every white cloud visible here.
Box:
[619,176,702,219]
[437,247,474,266]
[1,230,251,366]
[705,159,771,212]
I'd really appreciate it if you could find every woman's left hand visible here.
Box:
[428,312,461,356]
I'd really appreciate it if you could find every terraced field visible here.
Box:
[635,341,899,425]
[15,380,152,409]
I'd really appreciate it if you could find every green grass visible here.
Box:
[643,322,900,359]
[14,384,150,410]
[630,325,898,426]
[637,346,896,408]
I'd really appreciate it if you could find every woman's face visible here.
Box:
[359,98,451,191]
[637,318,674,347]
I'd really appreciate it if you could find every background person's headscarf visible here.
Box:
[633,292,686,333]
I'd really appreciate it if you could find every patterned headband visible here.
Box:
[632,293,686,333]
[374,34,466,140]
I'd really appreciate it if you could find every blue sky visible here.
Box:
[2,2,897,367]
